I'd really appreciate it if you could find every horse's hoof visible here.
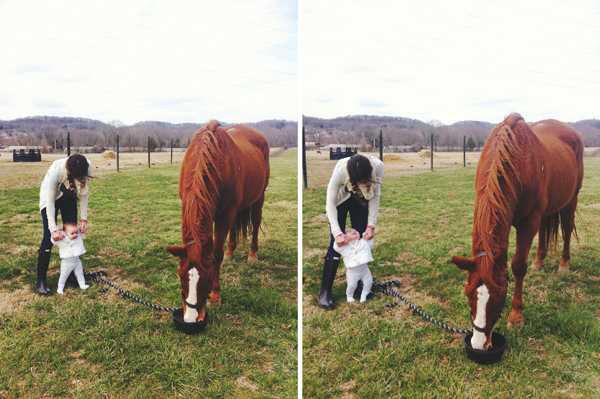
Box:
[224,253,234,261]
[530,262,543,271]
[248,254,258,262]
[507,320,524,329]
[558,266,570,273]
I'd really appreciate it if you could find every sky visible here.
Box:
[302,0,600,125]
[0,0,298,125]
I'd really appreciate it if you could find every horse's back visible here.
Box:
[528,118,584,214]
[226,124,270,161]
[224,125,270,208]
[530,119,584,161]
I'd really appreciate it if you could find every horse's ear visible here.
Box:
[166,246,186,258]
[452,256,476,272]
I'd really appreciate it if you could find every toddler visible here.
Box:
[333,228,374,303]
[51,222,89,294]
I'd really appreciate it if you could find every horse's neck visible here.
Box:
[472,194,514,259]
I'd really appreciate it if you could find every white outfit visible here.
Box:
[326,155,384,238]
[39,157,93,234]
[51,229,88,294]
[334,238,374,303]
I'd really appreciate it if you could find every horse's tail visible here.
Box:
[542,212,578,253]
[234,207,253,248]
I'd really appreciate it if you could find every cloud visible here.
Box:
[0,0,298,125]
[302,0,600,124]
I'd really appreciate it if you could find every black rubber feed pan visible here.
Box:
[172,308,209,334]
[464,331,508,365]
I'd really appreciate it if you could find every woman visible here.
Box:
[318,153,384,309]
[36,154,94,295]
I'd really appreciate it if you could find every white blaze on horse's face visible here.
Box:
[471,284,490,350]
[184,267,200,323]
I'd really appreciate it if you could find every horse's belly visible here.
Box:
[541,171,578,215]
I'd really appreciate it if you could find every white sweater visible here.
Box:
[333,238,375,269]
[326,155,384,237]
[39,157,93,234]
[51,231,86,259]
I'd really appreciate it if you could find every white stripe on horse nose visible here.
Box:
[471,284,490,350]
[184,268,200,323]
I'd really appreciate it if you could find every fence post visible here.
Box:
[148,136,151,168]
[463,135,466,167]
[430,133,434,171]
[379,130,383,161]
[171,138,173,165]
[117,135,120,172]
[67,132,71,157]
[302,126,307,189]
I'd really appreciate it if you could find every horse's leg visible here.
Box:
[508,214,540,329]
[558,198,578,272]
[531,217,548,271]
[224,220,237,261]
[210,211,236,305]
[248,194,265,261]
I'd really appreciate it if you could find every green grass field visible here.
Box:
[0,149,298,398]
[303,157,600,398]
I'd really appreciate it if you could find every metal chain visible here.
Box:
[374,280,471,334]
[84,270,182,312]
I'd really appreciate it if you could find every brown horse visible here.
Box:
[452,113,583,350]
[167,120,270,323]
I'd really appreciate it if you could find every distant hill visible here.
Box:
[303,115,600,150]
[0,116,297,151]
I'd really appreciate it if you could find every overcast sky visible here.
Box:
[302,0,600,125]
[0,0,298,125]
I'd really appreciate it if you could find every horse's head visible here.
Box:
[167,240,214,323]
[452,250,508,350]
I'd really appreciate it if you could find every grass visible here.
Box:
[303,157,600,399]
[0,149,298,398]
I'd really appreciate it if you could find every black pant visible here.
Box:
[326,196,369,256]
[40,189,78,250]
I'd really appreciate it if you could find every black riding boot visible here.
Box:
[36,248,52,296]
[318,255,339,310]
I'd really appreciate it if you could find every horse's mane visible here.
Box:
[181,121,229,253]
[474,114,527,285]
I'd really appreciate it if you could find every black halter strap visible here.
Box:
[181,291,207,311]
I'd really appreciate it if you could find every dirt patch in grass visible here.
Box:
[395,252,431,268]
[339,380,357,398]
[236,376,258,392]
[0,285,38,314]
[97,247,132,258]
[6,244,36,256]
[303,248,324,260]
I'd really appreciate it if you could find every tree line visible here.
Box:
[0,116,297,152]
[303,115,600,151]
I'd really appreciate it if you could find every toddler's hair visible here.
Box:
[63,222,78,231]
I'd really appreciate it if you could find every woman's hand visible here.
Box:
[79,220,88,233]
[363,226,375,240]
[335,234,348,247]
[51,230,64,241]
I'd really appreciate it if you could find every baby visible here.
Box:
[333,228,374,303]
[51,222,89,294]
